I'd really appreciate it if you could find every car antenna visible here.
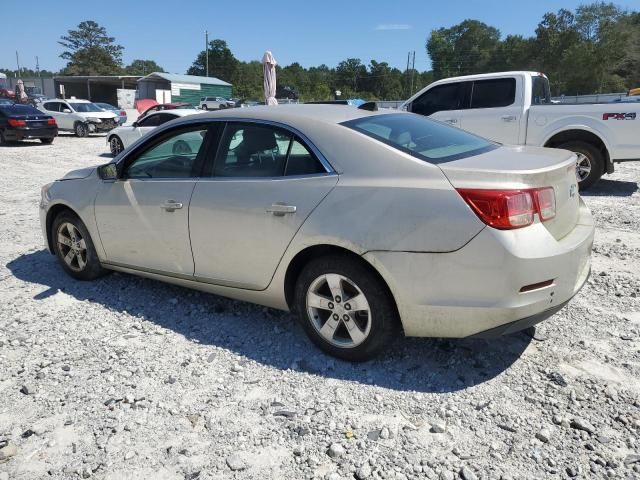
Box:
[358,102,378,112]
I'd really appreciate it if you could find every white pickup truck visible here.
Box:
[403,71,640,188]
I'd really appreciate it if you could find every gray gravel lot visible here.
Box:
[0,134,639,480]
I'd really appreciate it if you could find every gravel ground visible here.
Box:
[0,134,639,480]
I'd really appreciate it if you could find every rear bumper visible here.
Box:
[4,127,57,140]
[364,198,594,338]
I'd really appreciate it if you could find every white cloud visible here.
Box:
[375,24,412,31]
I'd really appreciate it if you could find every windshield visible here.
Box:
[95,103,115,110]
[342,113,496,163]
[69,102,103,113]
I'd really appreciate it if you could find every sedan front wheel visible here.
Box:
[295,255,398,361]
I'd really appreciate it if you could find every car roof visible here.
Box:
[66,99,91,103]
[197,104,398,125]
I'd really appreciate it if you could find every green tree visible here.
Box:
[125,59,164,75]
[187,39,238,83]
[59,21,123,75]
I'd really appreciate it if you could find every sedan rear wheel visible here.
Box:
[52,212,108,280]
[295,255,398,361]
[109,136,124,156]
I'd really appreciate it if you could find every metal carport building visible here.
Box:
[137,72,232,105]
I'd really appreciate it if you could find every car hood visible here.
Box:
[58,166,96,181]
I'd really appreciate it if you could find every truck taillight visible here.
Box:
[8,118,26,127]
[457,187,556,230]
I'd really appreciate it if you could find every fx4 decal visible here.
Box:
[603,112,637,120]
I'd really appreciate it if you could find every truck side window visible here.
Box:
[470,78,516,109]
[411,82,471,116]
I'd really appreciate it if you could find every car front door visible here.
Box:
[94,124,211,275]
[458,77,523,145]
[409,81,471,128]
[189,121,338,290]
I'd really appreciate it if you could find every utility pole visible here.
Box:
[405,52,410,98]
[205,30,209,77]
[16,51,21,77]
[35,56,40,77]
[410,51,416,95]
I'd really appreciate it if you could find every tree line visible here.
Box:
[2,4,639,100]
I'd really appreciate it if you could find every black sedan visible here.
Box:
[0,104,58,145]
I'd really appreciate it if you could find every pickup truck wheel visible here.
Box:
[557,141,603,190]
[75,122,88,138]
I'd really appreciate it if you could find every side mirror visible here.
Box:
[98,163,119,180]
[132,121,138,128]
[63,108,72,113]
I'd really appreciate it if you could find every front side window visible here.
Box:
[137,114,162,127]
[470,78,516,109]
[411,82,471,116]
[125,127,207,179]
[343,113,495,163]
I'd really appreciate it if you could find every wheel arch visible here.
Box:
[543,128,611,174]
[283,244,401,327]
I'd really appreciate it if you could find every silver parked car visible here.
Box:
[39,105,594,360]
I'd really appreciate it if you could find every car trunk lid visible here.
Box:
[439,145,580,240]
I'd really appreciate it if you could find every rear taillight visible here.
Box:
[120,110,126,116]
[8,118,26,127]
[533,187,556,221]
[457,187,556,230]
[47,118,56,125]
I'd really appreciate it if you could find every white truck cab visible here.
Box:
[404,71,640,187]
[39,99,118,137]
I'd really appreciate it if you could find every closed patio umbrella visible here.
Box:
[262,51,278,106]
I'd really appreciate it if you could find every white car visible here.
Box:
[199,96,234,110]
[39,99,119,137]
[403,71,640,188]
[107,109,203,155]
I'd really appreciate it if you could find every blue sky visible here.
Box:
[1,0,638,74]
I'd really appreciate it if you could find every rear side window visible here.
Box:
[43,102,60,112]
[343,113,496,163]
[531,76,551,105]
[411,82,471,116]
[470,78,516,109]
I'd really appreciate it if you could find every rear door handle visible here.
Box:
[162,200,183,212]
[501,115,517,122]
[444,118,458,124]
[266,203,297,216]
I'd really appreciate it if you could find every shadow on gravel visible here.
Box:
[582,178,638,197]
[8,250,532,393]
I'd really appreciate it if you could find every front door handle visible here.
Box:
[162,200,183,212]
[266,203,297,216]
[501,115,517,122]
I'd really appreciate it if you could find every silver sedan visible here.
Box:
[39,105,594,360]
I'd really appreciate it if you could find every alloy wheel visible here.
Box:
[56,222,88,272]
[575,153,592,183]
[110,137,123,155]
[306,273,371,348]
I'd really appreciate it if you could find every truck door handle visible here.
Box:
[444,118,458,124]
[266,203,297,216]
[501,115,517,122]
[162,200,183,212]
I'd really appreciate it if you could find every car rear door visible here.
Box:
[188,121,338,290]
[458,76,523,145]
[94,123,213,275]
[408,81,471,128]
[42,101,64,127]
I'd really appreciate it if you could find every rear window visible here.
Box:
[471,78,516,109]
[0,104,42,115]
[342,113,496,163]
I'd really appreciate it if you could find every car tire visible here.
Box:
[40,138,54,144]
[218,104,226,110]
[74,122,88,138]
[51,211,109,281]
[557,141,604,190]
[109,136,124,156]
[294,254,399,361]
[0,130,5,146]
[202,105,208,110]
